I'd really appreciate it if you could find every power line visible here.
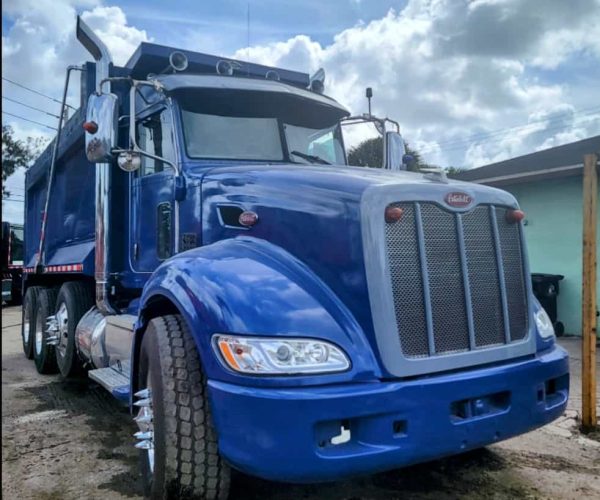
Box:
[2,77,76,111]
[417,109,600,156]
[2,96,61,119]
[2,111,57,131]
[424,105,600,151]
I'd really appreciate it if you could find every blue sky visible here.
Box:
[3,0,600,223]
[119,0,408,52]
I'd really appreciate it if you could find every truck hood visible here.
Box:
[197,163,518,359]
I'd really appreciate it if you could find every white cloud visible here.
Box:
[233,0,600,167]
[2,0,148,222]
[2,0,599,227]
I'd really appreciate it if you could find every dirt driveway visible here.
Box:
[2,305,599,499]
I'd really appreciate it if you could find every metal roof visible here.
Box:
[454,135,600,186]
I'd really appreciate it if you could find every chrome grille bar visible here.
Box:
[414,203,436,356]
[489,206,512,345]
[455,213,476,350]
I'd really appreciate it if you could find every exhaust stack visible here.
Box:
[76,16,116,314]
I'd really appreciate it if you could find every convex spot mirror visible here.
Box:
[384,131,407,171]
[84,93,119,163]
[117,151,142,172]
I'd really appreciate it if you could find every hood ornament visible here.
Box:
[421,167,448,184]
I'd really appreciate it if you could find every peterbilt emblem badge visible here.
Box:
[445,192,473,208]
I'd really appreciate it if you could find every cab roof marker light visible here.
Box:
[309,68,325,94]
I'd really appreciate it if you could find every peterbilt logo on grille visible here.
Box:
[445,192,473,208]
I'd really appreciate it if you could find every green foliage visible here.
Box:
[444,166,466,178]
[2,125,47,197]
[346,135,429,172]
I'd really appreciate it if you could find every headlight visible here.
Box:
[535,308,555,339]
[212,335,351,375]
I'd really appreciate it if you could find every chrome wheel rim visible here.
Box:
[23,308,31,345]
[134,374,154,474]
[56,302,69,357]
[35,313,43,355]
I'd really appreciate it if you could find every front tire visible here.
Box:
[137,315,230,500]
[33,288,59,374]
[54,281,94,378]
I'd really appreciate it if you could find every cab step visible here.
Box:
[88,362,130,403]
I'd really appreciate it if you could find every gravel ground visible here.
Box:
[2,305,599,499]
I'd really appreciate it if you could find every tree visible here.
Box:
[347,136,429,172]
[2,125,47,197]
[444,166,466,178]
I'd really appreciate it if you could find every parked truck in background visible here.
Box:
[20,16,569,499]
[2,221,24,305]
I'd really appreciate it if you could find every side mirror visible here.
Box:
[84,93,118,163]
[384,131,406,171]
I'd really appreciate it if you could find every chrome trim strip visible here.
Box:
[455,213,476,350]
[413,203,435,356]
[489,206,512,344]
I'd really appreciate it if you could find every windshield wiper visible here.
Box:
[290,150,331,165]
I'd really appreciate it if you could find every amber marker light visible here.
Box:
[385,206,404,223]
[506,209,525,223]
[218,340,241,370]
[83,121,98,134]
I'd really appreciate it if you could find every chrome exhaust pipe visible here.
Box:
[76,16,116,314]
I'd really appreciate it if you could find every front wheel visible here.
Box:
[136,315,230,500]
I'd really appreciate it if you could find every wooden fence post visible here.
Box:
[581,153,598,431]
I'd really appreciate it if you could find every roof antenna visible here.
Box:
[247,2,250,76]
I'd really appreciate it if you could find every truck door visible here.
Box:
[130,107,177,273]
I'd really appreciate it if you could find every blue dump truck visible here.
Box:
[21,16,569,499]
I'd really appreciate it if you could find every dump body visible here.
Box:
[22,36,569,487]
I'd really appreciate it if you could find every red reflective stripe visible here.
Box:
[40,263,83,273]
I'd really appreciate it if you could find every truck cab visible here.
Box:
[2,221,24,304]
[20,17,569,499]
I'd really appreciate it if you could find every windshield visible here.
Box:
[177,88,347,165]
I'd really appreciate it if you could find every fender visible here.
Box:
[131,236,381,399]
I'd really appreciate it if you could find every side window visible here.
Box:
[136,109,176,176]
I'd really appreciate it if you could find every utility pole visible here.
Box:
[581,152,598,431]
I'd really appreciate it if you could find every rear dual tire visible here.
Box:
[54,281,94,378]
[33,288,59,374]
[22,286,42,359]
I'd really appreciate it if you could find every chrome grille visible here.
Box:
[385,202,528,358]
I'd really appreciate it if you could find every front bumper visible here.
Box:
[208,344,569,482]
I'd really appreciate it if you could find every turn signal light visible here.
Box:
[506,209,525,223]
[83,121,98,134]
[385,206,404,223]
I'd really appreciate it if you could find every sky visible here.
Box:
[3,0,600,223]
